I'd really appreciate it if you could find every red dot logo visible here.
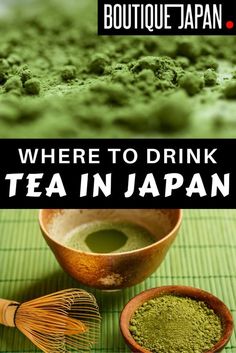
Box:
[226,21,235,29]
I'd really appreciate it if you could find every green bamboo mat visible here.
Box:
[0,210,235,353]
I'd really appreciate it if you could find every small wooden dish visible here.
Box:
[120,286,234,353]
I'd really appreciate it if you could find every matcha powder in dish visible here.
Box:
[129,294,223,353]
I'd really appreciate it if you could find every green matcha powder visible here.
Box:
[1,0,236,137]
[130,294,222,353]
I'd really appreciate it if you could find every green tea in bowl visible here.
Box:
[61,220,156,254]
[40,209,182,289]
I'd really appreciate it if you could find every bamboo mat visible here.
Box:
[0,209,235,353]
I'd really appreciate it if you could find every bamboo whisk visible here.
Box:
[0,289,101,353]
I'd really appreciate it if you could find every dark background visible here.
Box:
[0,139,234,209]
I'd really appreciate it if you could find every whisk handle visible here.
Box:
[0,299,19,327]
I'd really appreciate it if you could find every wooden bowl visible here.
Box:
[120,286,234,353]
[39,209,182,290]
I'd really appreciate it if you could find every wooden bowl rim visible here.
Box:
[39,209,182,257]
[120,285,234,353]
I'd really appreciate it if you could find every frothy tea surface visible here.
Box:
[62,221,156,253]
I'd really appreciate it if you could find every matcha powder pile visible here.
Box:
[129,295,222,353]
[0,0,236,137]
